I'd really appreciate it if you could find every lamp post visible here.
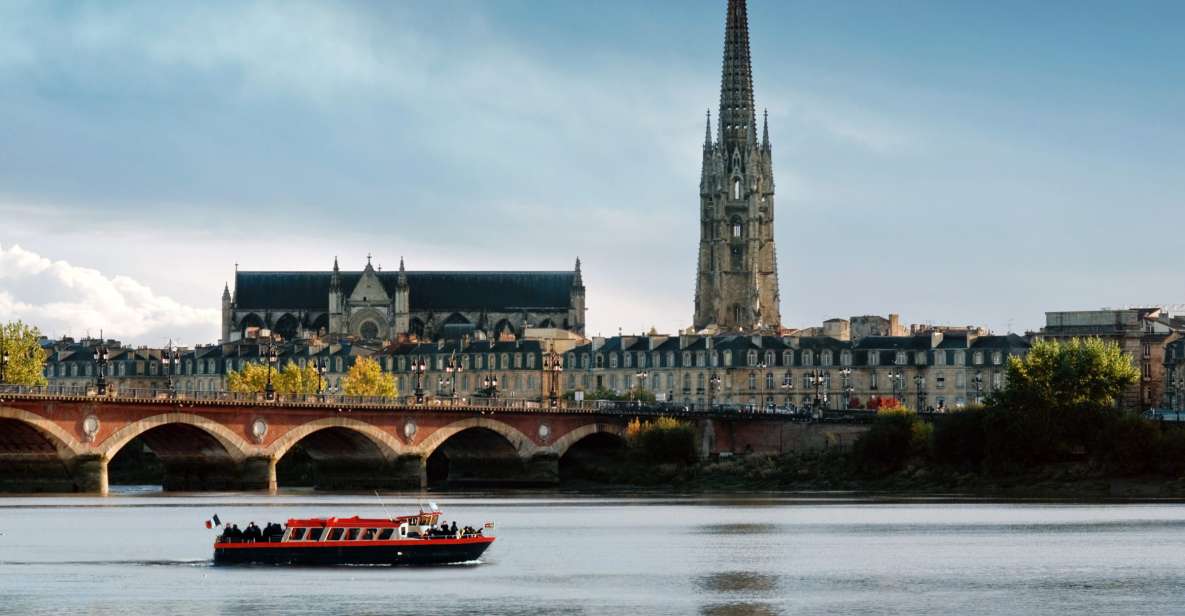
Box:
[840,367,852,410]
[0,331,8,385]
[973,371,983,405]
[634,370,648,406]
[161,346,179,399]
[93,345,110,396]
[444,354,463,401]
[889,368,903,404]
[808,369,827,412]
[544,348,563,408]
[263,344,278,402]
[707,373,721,411]
[780,370,793,411]
[317,358,327,401]
[482,374,499,400]
[914,373,925,413]
[412,358,426,404]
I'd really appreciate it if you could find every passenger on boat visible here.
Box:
[450,521,458,535]
[222,524,242,542]
[244,522,262,542]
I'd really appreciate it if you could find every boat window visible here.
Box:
[345,528,359,541]
[289,528,306,541]
[361,529,377,540]
[308,528,324,541]
[327,528,344,541]
[379,528,395,540]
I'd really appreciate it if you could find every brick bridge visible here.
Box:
[0,392,868,494]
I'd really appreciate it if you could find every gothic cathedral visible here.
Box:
[693,0,781,333]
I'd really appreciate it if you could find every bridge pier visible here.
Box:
[71,454,109,495]
[240,456,277,493]
[523,453,559,484]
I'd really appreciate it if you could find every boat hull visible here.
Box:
[213,537,494,566]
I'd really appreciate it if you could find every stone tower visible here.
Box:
[693,0,781,332]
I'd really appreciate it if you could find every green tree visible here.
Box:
[1,321,48,386]
[992,338,1140,414]
[341,356,397,398]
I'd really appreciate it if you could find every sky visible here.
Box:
[1,0,1182,346]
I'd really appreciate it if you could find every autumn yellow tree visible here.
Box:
[227,361,322,395]
[1,321,48,386]
[341,356,397,398]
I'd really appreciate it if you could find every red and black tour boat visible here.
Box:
[212,508,494,566]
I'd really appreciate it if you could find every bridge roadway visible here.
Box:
[0,387,869,494]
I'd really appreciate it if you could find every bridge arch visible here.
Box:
[265,417,404,462]
[415,417,538,459]
[0,406,85,457]
[546,422,626,458]
[98,412,252,462]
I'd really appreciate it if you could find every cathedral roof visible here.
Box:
[233,270,576,312]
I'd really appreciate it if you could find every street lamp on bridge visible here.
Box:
[412,358,427,404]
[544,347,563,408]
[93,345,110,396]
[316,358,328,401]
[160,345,180,399]
[889,368,903,404]
[914,373,926,413]
[808,369,828,412]
[481,374,499,400]
[444,354,463,401]
[707,373,721,410]
[0,331,8,385]
[263,343,278,402]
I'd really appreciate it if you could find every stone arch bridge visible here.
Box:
[0,394,866,494]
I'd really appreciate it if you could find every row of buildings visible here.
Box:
[37,306,1185,411]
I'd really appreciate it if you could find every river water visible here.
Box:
[2,489,1185,615]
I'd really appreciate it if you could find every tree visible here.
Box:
[227,361,324,395]
[993,338,1140,414]
[341,356,397,398]
[1,321,48,386]
[226,362,272,394]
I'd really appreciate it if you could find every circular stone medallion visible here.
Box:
[250,417,268,443]
[538,422,551,441]
[403,419,417,440]
[81,415,100,441]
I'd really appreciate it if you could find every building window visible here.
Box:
[765,372,774,389]
[610,354,619,369]
[954,351,965,365]
[765,351,775,367]
[682,352,691,367]
[724,351,733,367]
[696,352,706,367]
[840,351,851,367]
[783,351,792,367]
[973,352,984,365]
[956,372,966,388]
[869,352,879,366]
[803,351,813,367]
[748,373,757,390]
[936,375,946,389]
[896,352,906,366]
[732,179,741,200]
[992,352,1002,365]
[870,372,878,389]
[935,352,945,366]
[747,350,758,366]
[623,353,632,369]
[821,351,832,366]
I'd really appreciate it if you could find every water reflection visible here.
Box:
[693,523,779,535]
[697,571,779,615]
[700,601,779,616]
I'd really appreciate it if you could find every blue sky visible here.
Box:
[1,0,1182,345]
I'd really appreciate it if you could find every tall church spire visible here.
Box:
[693,0,781,333]
[718,0,757,154]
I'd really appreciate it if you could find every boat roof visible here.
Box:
[287,513,440,529]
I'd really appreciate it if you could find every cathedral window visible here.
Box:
[732,178,741,200]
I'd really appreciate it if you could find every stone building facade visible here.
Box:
[222,257,586,343]
[1165,335,1185,411]
[693,0,781,332]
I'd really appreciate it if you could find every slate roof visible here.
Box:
[234,270,576,312]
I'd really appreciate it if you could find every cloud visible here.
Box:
[0,242,219,345]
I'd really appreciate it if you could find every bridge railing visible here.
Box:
[0,384,880,422]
